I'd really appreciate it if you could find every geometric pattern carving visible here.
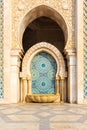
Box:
[84,0,87,98]
[30,52,57,94]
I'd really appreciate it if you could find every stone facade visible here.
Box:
[0,0,86,104]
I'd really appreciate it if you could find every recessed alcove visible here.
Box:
[20,5,69,103]
[21,15,68,103]
[22,16,65,53]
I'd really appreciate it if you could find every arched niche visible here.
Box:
[23,16,65,53]
[30,51,57,94]
[19,5,68,50]
[22,42,66,78]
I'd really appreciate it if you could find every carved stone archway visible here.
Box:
[2,1,78,104]
[11,4,76,104]
[19,5,68,50]
[20,42,66,103]
[22,42,66,78]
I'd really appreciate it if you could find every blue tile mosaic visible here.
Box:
[30,52,57,94]
[0,0,3,98]
[84,0,87,98]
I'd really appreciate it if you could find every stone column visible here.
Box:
[76,0,84,104]
[61,77,65,103]
[67,51,76,103]
[56,76,60,94]
[22,78,27,102]
[10,49,23,103]
[27,77,32,95]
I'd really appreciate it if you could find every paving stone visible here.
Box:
[68,108,87,114]
[1,108,20,114]
[0,103,87,130]
[39,112,50,117]
[50,123,87,130]
[50,115,82,122]
[7,115,40,122]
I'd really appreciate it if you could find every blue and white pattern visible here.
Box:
[0,0,3,98]
[30,52,57,94]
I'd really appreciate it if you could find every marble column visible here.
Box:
[67,51,76,103]
[10,49,23,103]
[27,78,32,95]
[22,78,27,102]
[76,0,84,104]
[56,76,60,94]
[61,77,65,103]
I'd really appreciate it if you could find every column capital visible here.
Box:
[65,49,76,59]
[56,75,60,80]
[11,49,24,59]
[27,78,31,80]
[60,77,65,80]
[20,72,31,79]
[11,49,24,67]
[22,77,27,80]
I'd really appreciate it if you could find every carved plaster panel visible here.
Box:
[11,0,75,51]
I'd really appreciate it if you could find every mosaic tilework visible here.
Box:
[30,52,57,94]
[84,0,87,98]
[0,0,3,98]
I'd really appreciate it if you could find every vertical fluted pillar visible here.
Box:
[10,49,23,103]
[67,52,76,103]
[56,76,60,94]
[27,78,32,95]
[76,0,84,104]
[61,77,65,103]
[20,78,22,102]
[22,78,27,103]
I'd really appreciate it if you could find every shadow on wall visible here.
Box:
[22,16,65,53]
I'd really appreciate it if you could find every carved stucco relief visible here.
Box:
[11,0,75,50]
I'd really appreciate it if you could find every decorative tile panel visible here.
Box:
[84,0,87,98]
[0,0,3,98]
[30,52,57,94]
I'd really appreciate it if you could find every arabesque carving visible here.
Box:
[11,0,75,51]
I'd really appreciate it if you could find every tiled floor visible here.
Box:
[0,103,87,130]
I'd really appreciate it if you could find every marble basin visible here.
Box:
[27,94,60,103]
